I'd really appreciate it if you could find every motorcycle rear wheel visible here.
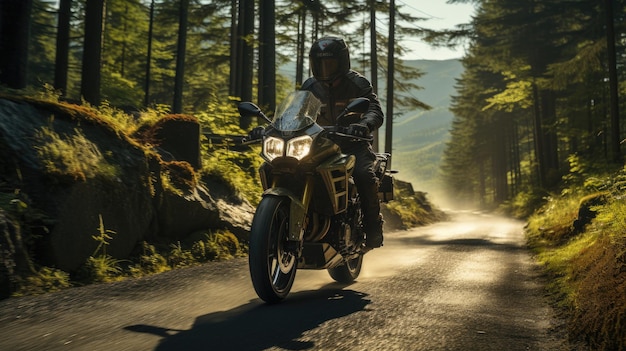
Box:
[249,196,297,303]
[328,254,363,283]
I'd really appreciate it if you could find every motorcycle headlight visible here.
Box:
[286,135,313,160]
[263,136,284,161]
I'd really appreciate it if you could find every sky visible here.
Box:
[396,0,475,60]
[48,0,474,61]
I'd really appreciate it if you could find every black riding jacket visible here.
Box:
[300,70,384,133]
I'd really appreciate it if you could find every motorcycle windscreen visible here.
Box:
[271,91,322,132]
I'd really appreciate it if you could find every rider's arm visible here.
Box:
[351,74,384,133]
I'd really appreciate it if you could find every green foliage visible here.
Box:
[525,194,580,246]
[86,229,243,283]
[77,215,125,283]
[207,230,243,259]
[440,0,623,210]
[201,149,263,206]
[101,72,144,109]
[382,181,445,229]
[561,154,620,193]
[91,215,116,256]
[13,267,72,297]
[186,230,244,262]
[196,102,264,205]
[94,100,146,136]
[596,200,626,243]
[34,127,119,182]
[499,185,548,219]
[526,165,626,350]
[28,0,57,87]
[168,242,196,268]
[483,71,533,112]
[81,255,125,283]
[130,242,170,276]
[123,105,172,138]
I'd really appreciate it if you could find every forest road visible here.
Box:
[0,211,572,351]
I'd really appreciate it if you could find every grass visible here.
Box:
[16,229,245,294]
[13,267,72,297]
[34,127,119,182]
[525,166,626,350]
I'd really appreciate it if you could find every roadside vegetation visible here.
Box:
[520,157,626,350]
[13,229,245,297]
[1,90,254,296]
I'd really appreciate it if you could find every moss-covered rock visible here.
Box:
[0,96,253,294]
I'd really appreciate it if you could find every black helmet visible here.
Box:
[309,36,350,82]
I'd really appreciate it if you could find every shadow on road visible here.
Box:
[124,285,370,351]
[396,235,525,252]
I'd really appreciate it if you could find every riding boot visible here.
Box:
[359,181,384,248]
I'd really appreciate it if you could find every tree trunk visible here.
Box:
[172,0,189,114]
[509,119,521,197]
[295,7,306,87]
[258,0,276,115]
[229,0,237,97]
[239,0,254,129]
[81,0,105,106]
[0,0,33,89]
[384,0,395,168]
[540,89,559,186]
[54,0,72,95]
[604,0,622,163]
[370,0,379,152]
[144,0,155,107]
[492,117,508,204]
[241,0,254,102]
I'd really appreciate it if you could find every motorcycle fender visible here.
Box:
[262,188,306,241]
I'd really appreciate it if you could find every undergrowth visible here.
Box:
[525,160,626,350]
[384,184,445,229]
[16,228,245,295]
[89,229,244,284]
[34,127,119,182]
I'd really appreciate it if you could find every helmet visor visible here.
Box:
[312,57,339,81]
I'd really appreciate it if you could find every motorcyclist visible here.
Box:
[247,36,384,250]
[301,36,384,249]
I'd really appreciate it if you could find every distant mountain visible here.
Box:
[380,59,463,195]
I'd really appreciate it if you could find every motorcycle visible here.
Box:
[238,90,395,303]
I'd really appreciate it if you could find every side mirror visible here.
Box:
[346,97,370,114]
[336,97,370,126]
[238,102,272,123]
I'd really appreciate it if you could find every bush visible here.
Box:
[14,267,72,296]
[79,255,125,283]
[129,242,170,276]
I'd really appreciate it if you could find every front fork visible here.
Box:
[262,174,315,254]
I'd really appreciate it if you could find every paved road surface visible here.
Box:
[0,211,572,350]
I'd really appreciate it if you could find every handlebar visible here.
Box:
[207,126,374,146]
[323,126,374,142]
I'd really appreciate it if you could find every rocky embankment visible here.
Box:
[0,96,254,297]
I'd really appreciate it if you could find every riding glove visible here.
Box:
[247,126,265,141]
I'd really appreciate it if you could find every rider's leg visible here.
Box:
[350,143,384,248]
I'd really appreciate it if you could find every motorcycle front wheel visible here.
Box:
[249,196,297,303]
[328,254,363,283]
